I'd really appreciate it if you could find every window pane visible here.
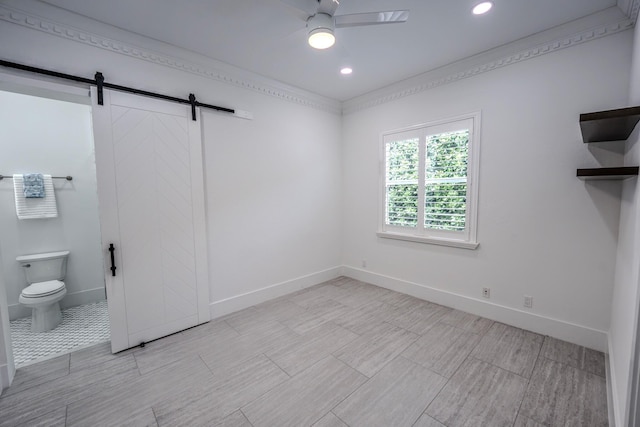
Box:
[387,184,418,227]
[425,182,466,231]
[386,138,419,227]
[426,130,468,179]
[386,138,419,181]
[425,130,469,231]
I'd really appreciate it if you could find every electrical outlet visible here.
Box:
[482,287,490,298]
[362,260,367,268]
[524,295,533,308]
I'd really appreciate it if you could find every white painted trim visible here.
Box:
[189,108,211,325]
[376,232,479,249]
[343,7,634,114]
[0,3,341,115]
[609,334,625,427]
[606,349,619,427]
[379,112,481,249]
[0,3,635,116]
[0,72,90,104]
[209,267,342,319]
[628,0,640,22]
[342,266,608,352]
[61,288,105,310]
[8,287,106,320]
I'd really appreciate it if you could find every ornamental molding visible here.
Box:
[630,0,640,22]
[1,2,638,116]
[621,0,640,22]
[342,5,638,114]
[0,4,342,115]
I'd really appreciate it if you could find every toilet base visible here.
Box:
[19,287,67,333]
[30,301,62,333]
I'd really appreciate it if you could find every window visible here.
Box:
[379,113,480,249]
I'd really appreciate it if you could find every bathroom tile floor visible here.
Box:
[0,278,608,426]
[10,300,110,367]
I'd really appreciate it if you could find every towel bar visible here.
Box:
[0,175,72,181]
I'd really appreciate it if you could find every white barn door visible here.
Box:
[91,88,210,353]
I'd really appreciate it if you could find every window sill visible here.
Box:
[377,231,479,250]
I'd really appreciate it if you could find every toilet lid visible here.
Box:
[21,280,65,298]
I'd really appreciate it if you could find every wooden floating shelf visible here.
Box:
[580,106,640,143]
[577,166,639,180]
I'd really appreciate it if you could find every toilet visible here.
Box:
[16,251,69,333]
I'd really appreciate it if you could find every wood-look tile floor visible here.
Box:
[0,277,608,427]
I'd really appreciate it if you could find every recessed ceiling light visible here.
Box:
[472,1,493,15]
[340,67,353,75]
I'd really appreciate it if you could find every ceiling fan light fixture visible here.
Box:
[472,1,493,15]
[307,13,336,49]
[308,28,335,49]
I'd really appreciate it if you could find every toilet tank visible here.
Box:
[16,251,70,284]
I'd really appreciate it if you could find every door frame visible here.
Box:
[0,72,93,392]
[627,256,640,427]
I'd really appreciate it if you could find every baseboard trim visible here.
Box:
[342,266,608,352]
[606,345,618,427]
[9,287,106,320]
[209,266,343,319]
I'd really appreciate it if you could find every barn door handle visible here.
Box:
[108,243,117,277]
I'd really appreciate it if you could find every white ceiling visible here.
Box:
[38,0,621,101]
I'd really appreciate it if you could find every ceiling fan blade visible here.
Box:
[317,0,340,16]
[334,10,409,28]
[278,0,318,18]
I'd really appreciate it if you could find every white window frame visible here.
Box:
[377,112,481,250]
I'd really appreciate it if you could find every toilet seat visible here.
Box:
[21,280,65,298]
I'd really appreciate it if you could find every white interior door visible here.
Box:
[91,88,210,353]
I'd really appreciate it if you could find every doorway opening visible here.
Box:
[0,86,108,368]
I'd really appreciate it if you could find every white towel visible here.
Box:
[14,174,58,219]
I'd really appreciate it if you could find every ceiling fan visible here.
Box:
[279,0,410,49]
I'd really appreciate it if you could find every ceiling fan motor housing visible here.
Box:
[307,13,335,33]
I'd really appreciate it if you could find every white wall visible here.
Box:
[342,31,632,352]
[609,16,640,427]
[202,98,342,311]
[0,90,106,319]
[0,1,343,317]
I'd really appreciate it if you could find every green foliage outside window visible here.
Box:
[386,138,419,227]
[425,130,468,231]
[386,130,469,232]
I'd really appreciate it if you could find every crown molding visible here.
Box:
[0,4,342,115]
[630,0,640,22]
[343,7,635,115]
[619,0,640,21]
[0,2,637,117]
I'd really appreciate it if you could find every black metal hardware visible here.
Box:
[108,243,116,277]
[0,60,235,121]
[0,59,95,85]
[22,264,31,268]
[189,93,197,121]
[95,71,104,106]
[0,175,73,181]
[140,341,146,348]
